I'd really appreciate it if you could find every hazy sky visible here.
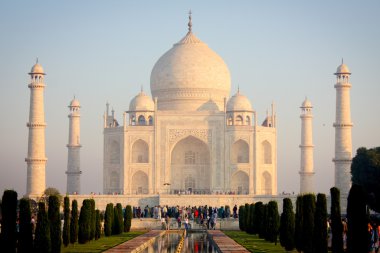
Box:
[1,1,379,197]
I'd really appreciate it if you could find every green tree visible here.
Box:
[330,187,343,253]
[238,205,245,231]
[265,201,280,244]
[69,199,79,244]
[1,189,18,253]
[254,202,265,237]
[95,209,101,240]
[124,205,132,232]
[347,184,368,253]
[104,203,114,236]
[62,196,70,247]
[48,195,62,253]
[295,195,304,252]
[112,203,124,234]
[279,198,295,251]
[260,204,268,239]
[351,147,380,212]
[247,203,255,234]
[313,193,328,253]
[78,199,91,244]
[18,198,33,253]
[244,203,250,233]
[34,202,51,253]
[41,187,62,205]
[302,194,316,253]
[89,199,96,240]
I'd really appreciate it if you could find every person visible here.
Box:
[177,216,181,229]
[161,217,166,230]
[165,215,170,230]
[184,215,189,231]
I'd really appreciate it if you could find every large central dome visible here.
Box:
[150,19,231,111]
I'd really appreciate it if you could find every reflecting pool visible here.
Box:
[142,231,219,253]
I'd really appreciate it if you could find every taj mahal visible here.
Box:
[25,13,353,209]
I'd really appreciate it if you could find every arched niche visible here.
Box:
[262,140,272,164]
[131,171,148,194]
[132,139,149,163]
[231,139,249,163]
[110,140,120,164]
[170,136,210,193]
[262,171,272,195]
[230,171,249,194]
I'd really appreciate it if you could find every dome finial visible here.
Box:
[237,85,240,94]
[188,10,192,32]
[36,57,39,64]
[342,58,344,64]
[141,85,144,93]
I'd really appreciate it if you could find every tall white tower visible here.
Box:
[25,61,47,196]
[66,97,82,194]
[333,61,353,196]
[299,98,315,193]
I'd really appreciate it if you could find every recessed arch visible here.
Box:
[236,115,243,125]
[110,140,120,164]
[132,139,149,163]
[246,116,250,126]
[231,139,249,163]
[138,115,146,125]
[262,140,272,164]
[230,171,249,194]
[131,171,148,194]
[170,136,210,193]
[148,116,153,125]
[262,171,272,195]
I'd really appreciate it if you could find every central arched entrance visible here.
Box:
[170,136,210,194]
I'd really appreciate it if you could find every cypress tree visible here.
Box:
[1,189,18,253]
[95,209,101,240]
[89,199,96,240]
[313,193,328,253]
[279,198,295,251]
[238,205,245,231]
[347,184,368,253]
[48,195,62,253]
[18,198,33,253]
[34,202,51,253]
[295,195,304,252]
[104,203,114,236]
[112,204,123,234]
[70,199,78,244]
[244,203,250,232]
[117,203,124,234]
[247,203,255,234]
[62,196,70,247]
[266,201,280,244]
[78,199,91,244]
[260,203,268,239]
[302,194,316,253]
[124,205,132,232]
[254,202,265,237]
[330,187,343,253]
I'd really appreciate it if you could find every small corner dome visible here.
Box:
[335,63,350,74]
[30,63,45,74]
[129,91,154,111]
[227,91,252,111]
[70,98,80,107]
[301,98,312,108]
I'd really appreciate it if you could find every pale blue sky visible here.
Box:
[0,1,379,196]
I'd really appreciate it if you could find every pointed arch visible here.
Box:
[110,140,120,164]
[132,139,149,163]
[231,139,249,163]
[138,115,146,125]
[246,116,251,126]
[262,171,272,195]
[131,171,148,194]
[148,116,153,125]
[262,140,272,164]
[170,136,210,193]
[236,115,243,125]
[230,171,249,194]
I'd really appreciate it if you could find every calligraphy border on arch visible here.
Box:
[169,129,212,148]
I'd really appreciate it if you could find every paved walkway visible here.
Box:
[208,230,250,253]
[103,230,165,253]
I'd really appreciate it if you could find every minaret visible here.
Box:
[66,97,82,194]
[25,61,47,196]
[299,98,314,193]
[333,61,353,196]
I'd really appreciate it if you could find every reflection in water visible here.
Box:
[142,232,219,253]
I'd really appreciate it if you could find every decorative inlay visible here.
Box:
[169,129,211,146]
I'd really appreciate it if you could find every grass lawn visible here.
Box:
[223,231,297,253]
[61,231,146,253]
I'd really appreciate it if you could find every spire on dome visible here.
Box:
[36,57,39,64]
[237,85,240,94]
[188,10,192,32]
